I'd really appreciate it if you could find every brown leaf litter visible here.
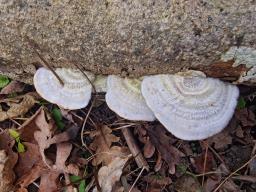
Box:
[93,156,131,192]
[0,93,36,122]
[0,131,18,192]
[143,174,172,192]
[89,125,130,166]
[0,107,81,192]
[0,80,25,95]
[145,125,185,174]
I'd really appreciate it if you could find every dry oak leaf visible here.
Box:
[90,125,130,165]
[146,125,184,174]
[0,150,15,192]
[0,80,25,95]
[17,143,79,192]
[14,142,42,178]
[31,108,79,167]
[206,117,237,150]
[93,156,131,192]
[0,131,18,192]
[0,94,36,122]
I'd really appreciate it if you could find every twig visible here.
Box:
[208,144,225,164]
[80,100,94,154]
[72,62,97,153]
[122,127,149,171]
[24,36,64,85]
[72,62,96,94]
[85,177,95,192]
[128,167,145,192]
[202,141,208,187]
[213,152,256,192]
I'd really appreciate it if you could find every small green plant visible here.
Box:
[52,106,65,130]
[237,97,246,109]
[70,175,86,192]
[9,129,25,153]
[0,75,10,89]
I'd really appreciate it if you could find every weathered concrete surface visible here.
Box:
[0,0,256,83]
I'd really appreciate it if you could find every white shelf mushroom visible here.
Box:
[106,75,155,121]
[141,71,239,140]
[34,67,95,110]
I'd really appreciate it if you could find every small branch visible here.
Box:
[201,141,209,187]
[24,35,64,85]
[128,167,145,192]
[122,127,149,171]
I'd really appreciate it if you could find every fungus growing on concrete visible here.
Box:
[141,71,239,140]
[34,67,95,110]
[106,75,155,121]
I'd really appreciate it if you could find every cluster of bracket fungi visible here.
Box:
[34,67,239,141]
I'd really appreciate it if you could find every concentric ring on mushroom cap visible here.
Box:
[34,67,95,110]
[141,74,239,140]
[106,75,155,121]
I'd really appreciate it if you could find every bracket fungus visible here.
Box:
[34,67,95,110]
[105,75,155,121]
[141,71,239,140]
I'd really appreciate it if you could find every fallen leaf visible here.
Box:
[235,108,256,127]
[90,125,129,165]
[0,150,15,192]
[93,156,131,192]
[175,175,202,192]
[146,125,184,174]
[143,138,155,158]
[17,143,79,192]
[0,80,25,95]
[224,145,251,171]
[203,164,241,192]
[0,131,18,191]
[0,94,36,122]
[14,142,41,178]
[143,174,172,192]
[207,118,236,149]
[15,108,80,192]
[154,151,163,172]
[32,109,79,167]
[191,151,216,174]
[18,107,44,143]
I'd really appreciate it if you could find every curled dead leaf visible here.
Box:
[93,156,131,192]
[0,131,18,192]
[147,125,184,174]
[143,138,155,158]
[0,94,36,122]
[0,150,15,192]
[90,125,128,165]
[0,80,25,95]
